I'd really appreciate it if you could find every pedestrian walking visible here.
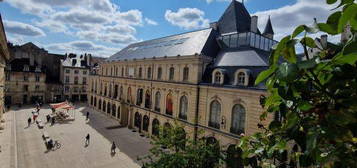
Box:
[27,117,31,127]
[85,133,90,146]
[86,111,89,120]
[46,115,51,123]
[111,141,116,154]
[51,117,55,125]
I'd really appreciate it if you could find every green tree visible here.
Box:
[238,0,357,167]
[138,122,222,168]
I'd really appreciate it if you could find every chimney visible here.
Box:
[72,59,77,66]
[87,54,91,66]
[251,16,258,33]
[320,34,328,49]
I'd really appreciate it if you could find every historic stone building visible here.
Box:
[60,54,92,102]
[88,1,276,147]
[0,14,10,128]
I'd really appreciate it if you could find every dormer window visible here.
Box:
[23,65,29,72]
[234,69,249,86]
[215,72,221,84]
[237,72,245,85]
[212,69,224,85]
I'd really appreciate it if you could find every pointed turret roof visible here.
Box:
[263,16,274,35]
[217,0,252,34]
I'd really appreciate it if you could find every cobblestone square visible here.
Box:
[0,104,151,168]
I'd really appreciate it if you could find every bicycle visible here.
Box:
[52,140,61,150]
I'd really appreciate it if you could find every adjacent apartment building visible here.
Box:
[0,14,10,128]
[88,0,276,148]
[60,54,91,102]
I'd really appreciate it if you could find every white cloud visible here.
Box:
[165,8,209,30]
[145,18,158,26]
[3,20,46,37]
[254,0,333,41]
[46,40,118,57]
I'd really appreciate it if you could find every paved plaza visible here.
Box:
[0,104,152,168]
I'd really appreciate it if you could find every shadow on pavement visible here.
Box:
[76,105,152,164]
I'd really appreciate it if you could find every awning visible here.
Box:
[57,104,74,110]
[50,102,68,109]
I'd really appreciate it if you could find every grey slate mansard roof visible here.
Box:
[214,48,269,67]
[107,28,217,61]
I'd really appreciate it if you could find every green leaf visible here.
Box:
[271,35,291,65]
[255,65,277,85]
[334,53,357,65]
[298,101,313,111]
[292,25,305,38]
[297,58,317,70]
[343,37,357,55]
[318,11,341,35]
[326,0,337,4]
[276,63,298,81]
[333,0,354,10]
[338,4,357,33]
[284,112,298,130]
[306,129,318,153]
[300,37,316,48]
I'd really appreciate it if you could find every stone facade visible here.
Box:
[87,0,276,147]
[4,42,63,105]
[0,14,10,127]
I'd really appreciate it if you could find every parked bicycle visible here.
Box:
[52,140,61,150]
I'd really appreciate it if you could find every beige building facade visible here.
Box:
[0,14,10,127]
[60,54,91,102]
[88,0,276,152]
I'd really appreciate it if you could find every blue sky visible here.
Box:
[0,0,334,57]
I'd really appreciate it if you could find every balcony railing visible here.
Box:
[208,121,220,129]
[230,127,245,135]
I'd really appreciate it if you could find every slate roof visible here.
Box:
[107,28,217,61]
[61,55,89,68]
[217,0,252,34]
[214,48,269,67]
[263,17,274,35]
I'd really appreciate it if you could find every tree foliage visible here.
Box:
[139,1,357,167]
[241,1,357,167]
[138,123,222,168]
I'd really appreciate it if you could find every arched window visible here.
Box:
[109,84,112,97]
[117,106,121,119]
[152,119,160,136]
[237,72,245,85]
[116,67,118,76]
[127,87,132,103]
[169,67,175,81]
[98,99,101,110]
[231,104,246,134]
[226,145,244,168]
[163,123,172,138]
[157,67,162,80]
[107,102,111,114]
[166,93,173,115]
[104,85,107,96]
[103,101,106,112]
[145,90,151,109]
[143,115,149,132]
[179,96,188,120]
[94,97,97,107]
[209,100,221,129]
[121,67,124,76]
[120,86,123,100]
[154,91,161,112]
[90,96,93,105]
[183,67,189,82]
[134,112,141,129]
[147,67,152,79]
[214,71,222,84]
[114,85,118,99]
[111,104,116,117]
[136,89,143,106]
[138,67,142,78]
